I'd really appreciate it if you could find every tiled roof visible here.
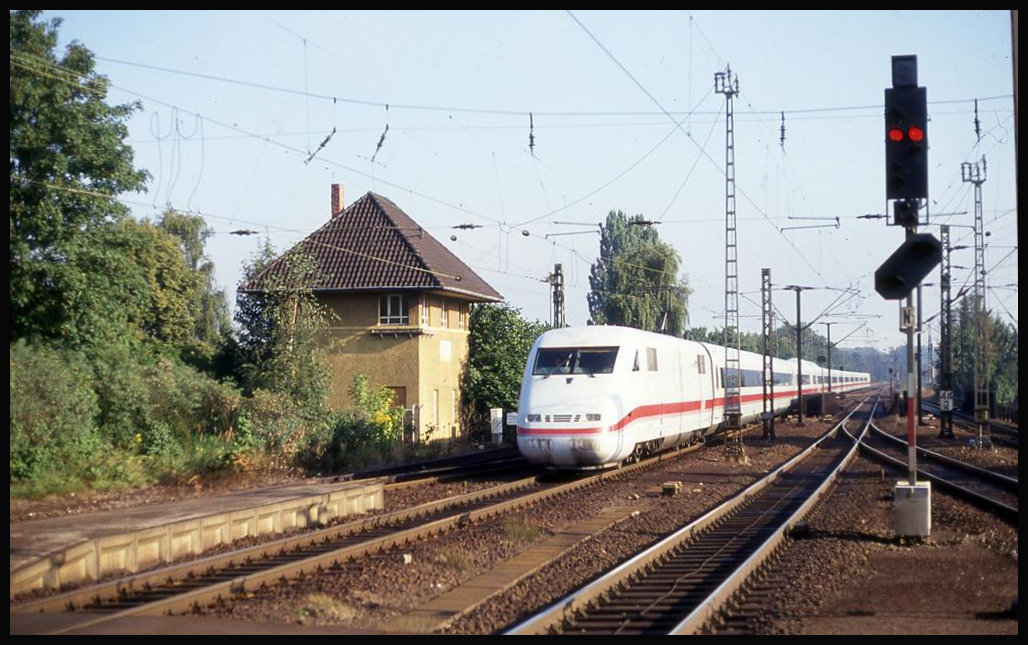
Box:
[240,192,503,302]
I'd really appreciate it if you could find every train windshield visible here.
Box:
[533,347,619,376]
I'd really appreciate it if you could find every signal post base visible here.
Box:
[893,480,931,538]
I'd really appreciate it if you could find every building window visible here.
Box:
[440,298,449,327]
[457,302,466,329]
[421,295,428,326]
[379,294,410,325]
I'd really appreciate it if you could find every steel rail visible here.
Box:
[506,394,877,635]
[847,423,1017,524]
[868,422,1017,488]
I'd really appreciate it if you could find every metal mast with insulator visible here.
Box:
[962,158,990,447]
[760,268,776,441]
[716,66,745,461]
[937,224,955,438]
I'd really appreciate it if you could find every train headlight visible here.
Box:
[525,414,541,423]
[585,413,602,421]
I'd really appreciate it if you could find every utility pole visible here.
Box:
[916,285,925,424]
[962,158,990,447]
[761,268,776,441]
[938,225,955,438]
[818,321,835,421]
[716,65,745,462]
[784,285,812,424]
[820,322,835,393]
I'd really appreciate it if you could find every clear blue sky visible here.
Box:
[46,10,1017,351]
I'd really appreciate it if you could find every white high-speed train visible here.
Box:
[516,326,870,469]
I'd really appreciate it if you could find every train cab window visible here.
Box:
[646,347,658,372]
[578,347,619,374]
[533,347,619,376]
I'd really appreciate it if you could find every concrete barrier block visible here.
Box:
[170,522,203,560]
[97,534,135,576]
[134,527,169,570]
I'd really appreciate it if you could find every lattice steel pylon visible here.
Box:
[962,158,990,447]
[716,66,745,461]
[937,225,954,438]
[760,268,776,441]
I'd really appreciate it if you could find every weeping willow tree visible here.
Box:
[588,211,691,335]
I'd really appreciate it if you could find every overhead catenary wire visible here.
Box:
[67,53,1009,123]
[13,26,1016,335]
[14,176,465,283]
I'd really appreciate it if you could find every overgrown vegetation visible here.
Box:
[302,375,408,473]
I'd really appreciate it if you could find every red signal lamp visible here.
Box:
[888,127,905,142]
[907,126,925,142]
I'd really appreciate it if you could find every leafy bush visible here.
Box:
[142,355,241,439]
[301,374,406,472]
[10,341,102,482]
[238,388,319,456]
[88,341,151,449]
[139,419,183,459]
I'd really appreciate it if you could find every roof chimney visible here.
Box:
[331,183,345,218]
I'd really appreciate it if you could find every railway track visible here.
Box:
[853,421,1017,523]
[506,394,880,635]
[344,446,530,486]
[12,441,703,635]
[922,401,1018,449]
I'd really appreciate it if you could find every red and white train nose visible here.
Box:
[516,409,620,468]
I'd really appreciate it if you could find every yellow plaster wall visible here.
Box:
[319,293,471,439]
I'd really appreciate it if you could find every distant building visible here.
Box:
[240,185,502,439]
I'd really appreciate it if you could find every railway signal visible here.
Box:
[884,56,928,204]
[881,55,933,539]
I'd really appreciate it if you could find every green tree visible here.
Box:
[157,210,233,368]
[946,297,1018,410]
[988,317,1017,405]
[10,10,148,340]
[235,241,280,373]
[44,219,201,353]
[462,303,547,437]
[235,243,332,421]
[588,210,691,335]
[588,210,658,322]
